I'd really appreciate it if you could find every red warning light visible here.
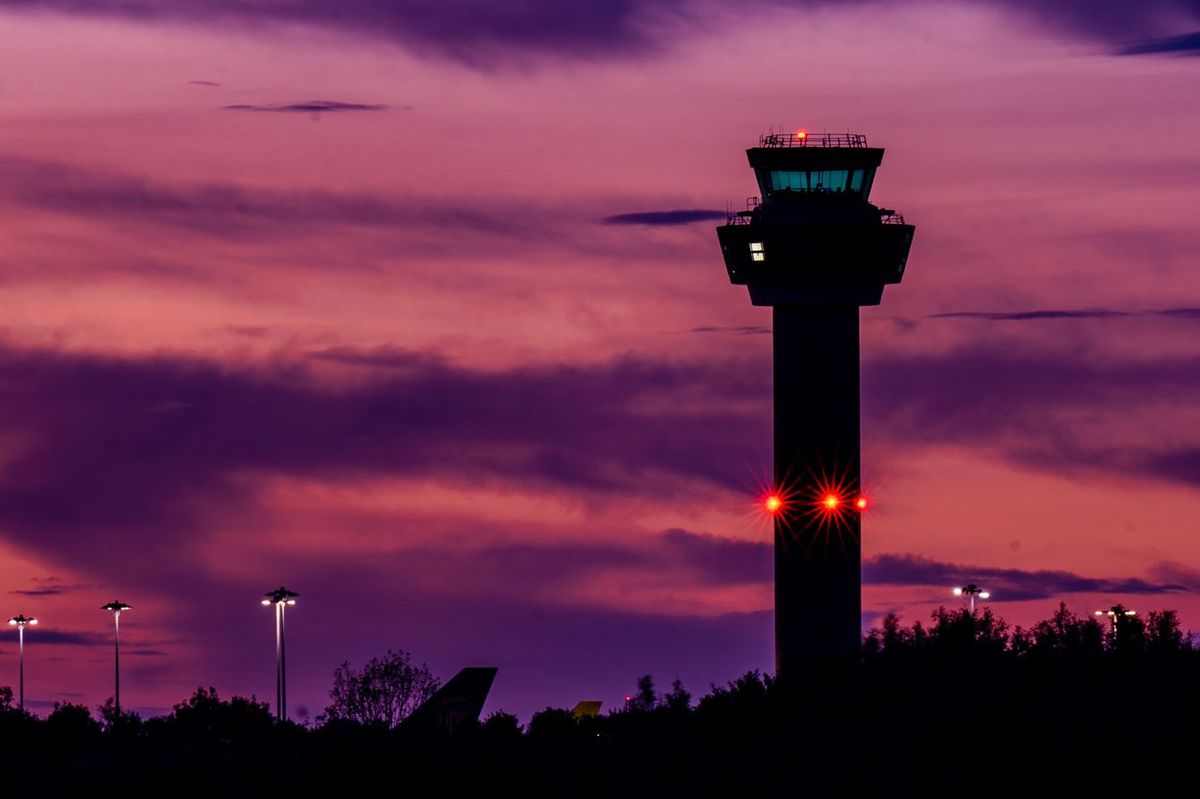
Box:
[855,496,869,511]
[822,493,841,510]
[765,494,783,514]
[795,130,808,141]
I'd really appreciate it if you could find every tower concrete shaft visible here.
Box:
[716,131,914,683]
[773,304,861,673]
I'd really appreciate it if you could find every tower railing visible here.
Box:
[759,132,869,148]
[725,197,906,225]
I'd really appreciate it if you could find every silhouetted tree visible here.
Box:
[98,696,143,736]
[527,706,577,740]
[629,674,657,712]
[46,702,101,745]
[149,686,273,741]
[481,710,523,741]
[323,649,439,728]
[663,678,691,711]
[1146,609,1189,654]
[1019,602,1105,658]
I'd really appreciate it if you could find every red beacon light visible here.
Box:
[765,494,783,514]
[855,496,869,511]
[795,129,808,141]
[821,493,841,511]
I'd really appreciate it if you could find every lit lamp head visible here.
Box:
[8,615,37,627]
[953,584,989,598]
[263,587,299,606]
[102,601,132,614]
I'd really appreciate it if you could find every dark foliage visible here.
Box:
[0,605,1197,794]
[322,648,440,728]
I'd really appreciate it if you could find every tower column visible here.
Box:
[773,304,861,680]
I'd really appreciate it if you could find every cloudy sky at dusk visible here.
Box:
[1,1,1199,721]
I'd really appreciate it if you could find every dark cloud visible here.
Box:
[10,587,66,596]
[0,0,675,64]
[660,529,770,584]
[863,344,1200,487]
[0,1,1197,64]
[1117,30,1200,55]
[1146,561,1200,590]
[0,156,559,240]
[864,553,1189,602]
[0,343,768,578]
[223,100,392,113]
[15,629,105,646]
[930,307,1200,321]
[689,325,772,335]
[602,209,726,226]
[931,309,1132,321]
[306,346,445,371]
[188,80,221,86]
[1145,448,1200,486]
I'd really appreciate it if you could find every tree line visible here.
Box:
[1,605,1196,794]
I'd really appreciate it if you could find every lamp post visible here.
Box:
[1094,604,1136,634]
[952,584,990,614]
[262,587,298,722]
[7,615,37,712]
[101,601,132,713]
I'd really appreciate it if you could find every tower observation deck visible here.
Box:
[715,131,915,682]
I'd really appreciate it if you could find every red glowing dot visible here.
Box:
[855,496,869,511]
[822,493,841,510]
[765,494,783,514]
[795,130,808,140]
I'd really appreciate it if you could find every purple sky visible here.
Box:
[1,1,1199,721]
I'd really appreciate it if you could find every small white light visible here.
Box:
[6,620,15,626]
[286,600,296,606]
[952,587,963,596]
[29,619,38,625]
[261,600,271,606]
[751,252,765,262]
[749,242,764,252]
[979,592,990,599]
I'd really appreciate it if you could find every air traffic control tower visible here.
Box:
[716,131,914,681]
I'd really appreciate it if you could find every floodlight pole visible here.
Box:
[8,616,37,711]
[102,601,132,713]
[263,587,299,722]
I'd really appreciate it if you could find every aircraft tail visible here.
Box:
[402,667,498,733]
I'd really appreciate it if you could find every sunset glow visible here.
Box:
[0,1,1196,724]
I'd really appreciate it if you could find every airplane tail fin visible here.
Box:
[401,667,497,734]
[571,701,603,719]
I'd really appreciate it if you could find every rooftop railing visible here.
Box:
[724,197,906,226]
[759,132,868,148]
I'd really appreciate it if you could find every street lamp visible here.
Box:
[262,587,298,722]
[101,601,132,713]
[1094,604,1136,634]
[952,584,991,613]
[7,615,37,712]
